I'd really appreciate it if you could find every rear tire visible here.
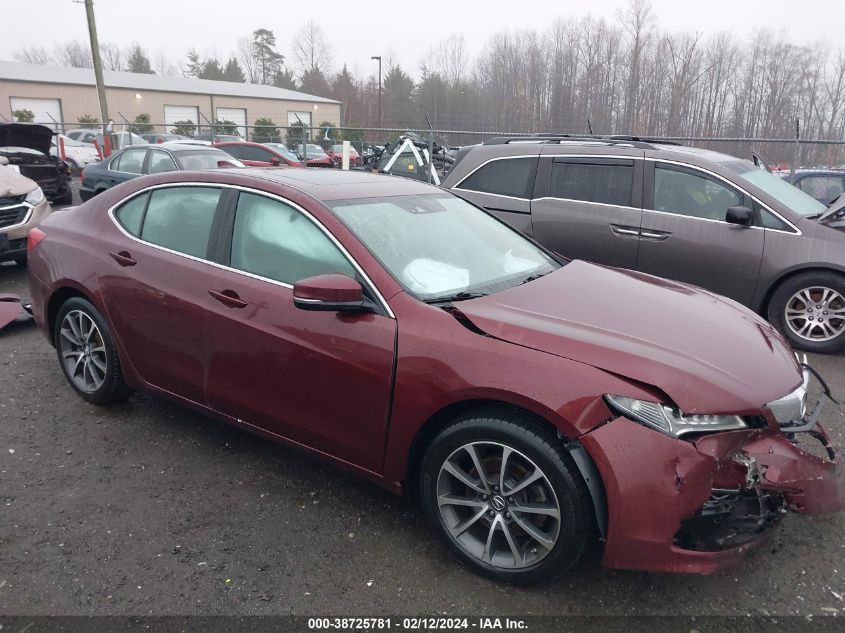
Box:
[420,408,594,585]
[12,255,26,268]
[54,297,131,404]
[768,271,845,354]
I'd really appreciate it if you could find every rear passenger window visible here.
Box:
[550,160,634,206]
[140,187,221,258]
[457,157,538,199]
[114,192,149,236]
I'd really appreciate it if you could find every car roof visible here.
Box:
[216,167,440,201]
[156,142,220,152]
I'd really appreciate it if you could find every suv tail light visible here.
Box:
[28,227,47,253]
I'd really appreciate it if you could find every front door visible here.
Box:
[636,161,764,305]
[202,190,396,473]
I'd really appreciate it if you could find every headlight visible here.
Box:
[25,187,45,206]
[604,395,749,437]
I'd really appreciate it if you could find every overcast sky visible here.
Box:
[1,0,841,79]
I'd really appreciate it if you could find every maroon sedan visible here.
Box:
[27,169,844,583]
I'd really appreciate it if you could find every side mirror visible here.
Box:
[293,274,365,312]
[269,156,282,166]
[726,205,754,227]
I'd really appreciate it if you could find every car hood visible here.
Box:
[457,261,802,415]
[0,164,38,196]
[0,123,53,156]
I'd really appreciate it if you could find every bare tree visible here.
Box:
[100,43,125,72]
[54,40,92,68]
[432,35,468,86]
[617,0,654,131]
[291,20,333,74]
[237,36,259,83]
[13,45,52,65]
[153,50,178,76]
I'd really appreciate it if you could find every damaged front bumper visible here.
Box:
[579,385,843,574]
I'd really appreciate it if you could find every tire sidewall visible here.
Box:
[54,297,125,404]
[420,414,591,585]
[769,272,845,354]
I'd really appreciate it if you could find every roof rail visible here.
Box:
[483,134,684,150]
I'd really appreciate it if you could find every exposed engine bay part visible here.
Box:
[0,123,71,204]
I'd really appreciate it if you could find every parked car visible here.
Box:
[50,134,100,175]
[65,129,149,150]
[141,133,187,144]
[325,143,362,167]
[0,162,52,265]
[79,142,243,201]
[295,143,334,167]
[214,141,301,167]
[781,169,845,205]
[0,123,72,205]
[27,168,844,583]
[442,135,845,354]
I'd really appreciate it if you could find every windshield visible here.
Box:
[732,163,826,217]
[266,143,300,162]
[175,150,244,170]
[329,193,559,301]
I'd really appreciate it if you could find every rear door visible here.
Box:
[98,185,229,402]
[637,160,763,305]
[98,147,148,190]
[452,156,539,235]
[530,154,643,268]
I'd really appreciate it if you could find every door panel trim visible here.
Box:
[105,181,395,319]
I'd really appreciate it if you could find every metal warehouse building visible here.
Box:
[0,61,341,136]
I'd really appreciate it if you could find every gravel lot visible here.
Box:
[1,190,845,618]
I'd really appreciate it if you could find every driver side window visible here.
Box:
[229,193,356,285]
[652,164,742,222]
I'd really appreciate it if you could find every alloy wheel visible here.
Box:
[784,286,845,342]
[436,441,561,570]
[59,310,108,393]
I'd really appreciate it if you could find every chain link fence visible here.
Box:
[49,119,845,170]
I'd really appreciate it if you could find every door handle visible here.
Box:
[208,289,248,309]
[640,230,671,241]
[109,250,137,267]
[610,224,640,237]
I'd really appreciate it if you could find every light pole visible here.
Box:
[371,55,382,133]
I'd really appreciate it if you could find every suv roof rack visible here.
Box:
[482,134,684,150]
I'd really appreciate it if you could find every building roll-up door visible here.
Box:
[216,107,246,138]
[10,97,62,131]
[164,105,199,134]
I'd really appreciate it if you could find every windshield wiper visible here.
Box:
[423,291,488,304]
[519,272,550,285]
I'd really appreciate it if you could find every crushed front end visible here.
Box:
[579,367,844,573]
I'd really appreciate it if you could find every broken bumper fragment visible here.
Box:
[580,393,843,574]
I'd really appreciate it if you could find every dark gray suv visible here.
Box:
[441,135,845,353]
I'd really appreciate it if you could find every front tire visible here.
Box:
[768,271,845,353]
[54,297,131,404]
[420,409,594,585]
